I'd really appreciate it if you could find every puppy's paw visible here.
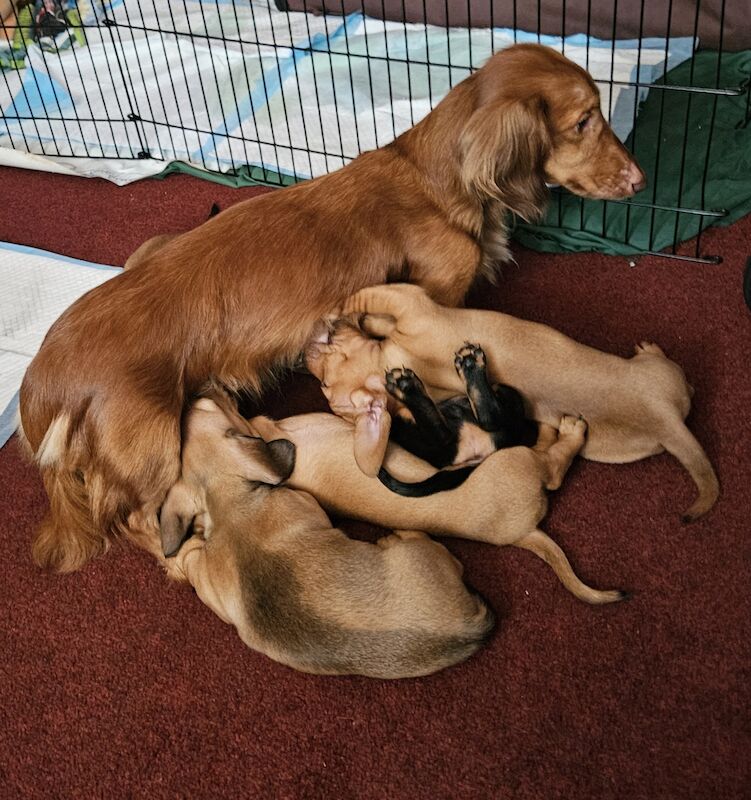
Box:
[454,343,486,377]
[634,341,664,356]
[385,367,424,401]
[559,415,588,440]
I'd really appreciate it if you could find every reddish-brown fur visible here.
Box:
[19,44,645,572]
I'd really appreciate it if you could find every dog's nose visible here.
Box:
[627,160,647,193]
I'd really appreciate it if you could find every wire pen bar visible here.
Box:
[0,0,748,263]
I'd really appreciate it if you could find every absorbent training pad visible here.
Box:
[0,241,120,448]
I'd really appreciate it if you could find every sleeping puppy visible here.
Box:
[250,410,627,606]
[307,283,719,521]
[161,394,494,679]
[368,343,537,496]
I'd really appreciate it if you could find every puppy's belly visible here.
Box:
[579,423,664,463]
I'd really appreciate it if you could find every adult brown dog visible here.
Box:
[19,44,645,572]
[250,411,626,606]
[161,394,493,678]
[306,283,718,521]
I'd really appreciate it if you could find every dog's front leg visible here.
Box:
[402,224,482,306]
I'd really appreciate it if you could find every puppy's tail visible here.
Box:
[377,465,474,497]
[515,529,627,605]
[660,422,719,522]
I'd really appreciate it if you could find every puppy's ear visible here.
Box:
[460,97,550,222]
[359,313,397,338]
[266,439,296,482]
[351,387,392,477]
[230,432,296,485]
[160,482,199,558]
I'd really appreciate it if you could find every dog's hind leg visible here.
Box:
[33,467,109,573]
[385,367,459,466]
[514,529,627,605]
[454,343,528,440]
[31,398,181,572]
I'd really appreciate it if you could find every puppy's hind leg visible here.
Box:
[454,343,531,444]
[515,530,627,605]
[386,367,458,466]
[540,415,587,491]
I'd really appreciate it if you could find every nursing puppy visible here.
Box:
[309,283,718,521]
[162,395,494,679]
[19,44,645,573]
[382,344,537,472]
[250,411,626,605]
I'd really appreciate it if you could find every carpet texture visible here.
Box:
[1,165,749,800]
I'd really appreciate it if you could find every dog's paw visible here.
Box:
[385,367,424,401]
[559,415,587,439]
[634,341,664,356]
[454,343,486,377]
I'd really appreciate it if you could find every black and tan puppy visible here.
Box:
[384,344,537,470]
[161,394,494,679]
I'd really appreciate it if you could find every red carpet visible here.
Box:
[1,165,749,799]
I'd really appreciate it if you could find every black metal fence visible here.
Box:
[1,1,748,263]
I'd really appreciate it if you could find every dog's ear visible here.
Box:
[266,439,296,482]
[230,431,296,485]
[359,313,397,338]
[351,386,391,477]
[160,482,200,558]
[460,97,550,222]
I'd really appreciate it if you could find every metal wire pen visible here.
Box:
[0,0,747,263]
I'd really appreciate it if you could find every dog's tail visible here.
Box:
[33,466,111,572]
[26,410,132,572]
[377,465,475,497]
[660,422,719,522]
[515,529,627,605]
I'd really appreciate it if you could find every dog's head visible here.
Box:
[461,44,646,219]
[159,392,296,557]
[305,318,393,477]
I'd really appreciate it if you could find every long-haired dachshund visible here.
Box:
[19,44,645,572]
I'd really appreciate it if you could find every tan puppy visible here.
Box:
[307,283,718,521]
[161,395,494,679]
[250,411,626,606]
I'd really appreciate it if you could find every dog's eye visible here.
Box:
[576,114,591,133]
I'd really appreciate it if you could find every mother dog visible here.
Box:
[19,44,645,571]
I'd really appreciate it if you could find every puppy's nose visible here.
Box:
[627,160,647,193]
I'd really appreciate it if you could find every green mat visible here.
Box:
[158,50,751,257]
